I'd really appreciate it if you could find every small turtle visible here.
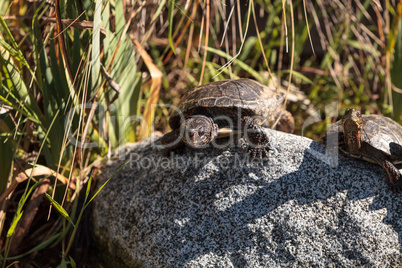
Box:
[161,78,294,157]
[324,108,402,192]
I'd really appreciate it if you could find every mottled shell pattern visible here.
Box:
[169,79,284,129]
[328,114,402,161]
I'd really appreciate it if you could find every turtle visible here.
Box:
[324,108,402,192]
[161,78,294,157]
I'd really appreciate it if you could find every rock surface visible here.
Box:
[91,129,402,267]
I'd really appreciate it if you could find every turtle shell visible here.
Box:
[169,79,284,129]
[328,114,402,162]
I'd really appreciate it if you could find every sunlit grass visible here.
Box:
[0,0,401,266]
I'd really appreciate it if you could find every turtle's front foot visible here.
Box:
[388,173,402,193]
[382,159,402,193]
[242,116,270,159]
[161,130,184,153]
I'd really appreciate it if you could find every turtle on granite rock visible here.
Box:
[324,108,402,192]
[161,79,294,157]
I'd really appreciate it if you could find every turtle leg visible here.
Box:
[161,129,184,152]
[241,116,270,159]
[364,144,402,192]
[273,110,295,133]
[382,159,402,192]
[374,157,402,193]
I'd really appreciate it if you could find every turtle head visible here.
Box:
[181,115,219,148]
[342,108,363,152]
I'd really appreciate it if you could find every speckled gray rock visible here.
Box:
[91,129,402,267]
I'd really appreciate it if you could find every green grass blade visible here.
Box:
[0,15,36,78]
[86,160,130,205]
[69,256,76,268]
[0,91,39,122]
[6,211,23,238]
[152,0,167,22]
[205,46,264,81]
[85,173,92,201]
[45,193,75,227]
[3,177,46,265]
[0,37,44,125]
[4,233,62,260]
[168,0,176,55]
[0,15,29,68]
[280,70,313,84]
[115,0,126,33]
[0,39,26,63]
[57,260,68,268]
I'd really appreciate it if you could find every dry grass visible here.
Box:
[0,0,401,266]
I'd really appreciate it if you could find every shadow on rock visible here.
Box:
[169,141,401,265]
[92,133,402,267]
